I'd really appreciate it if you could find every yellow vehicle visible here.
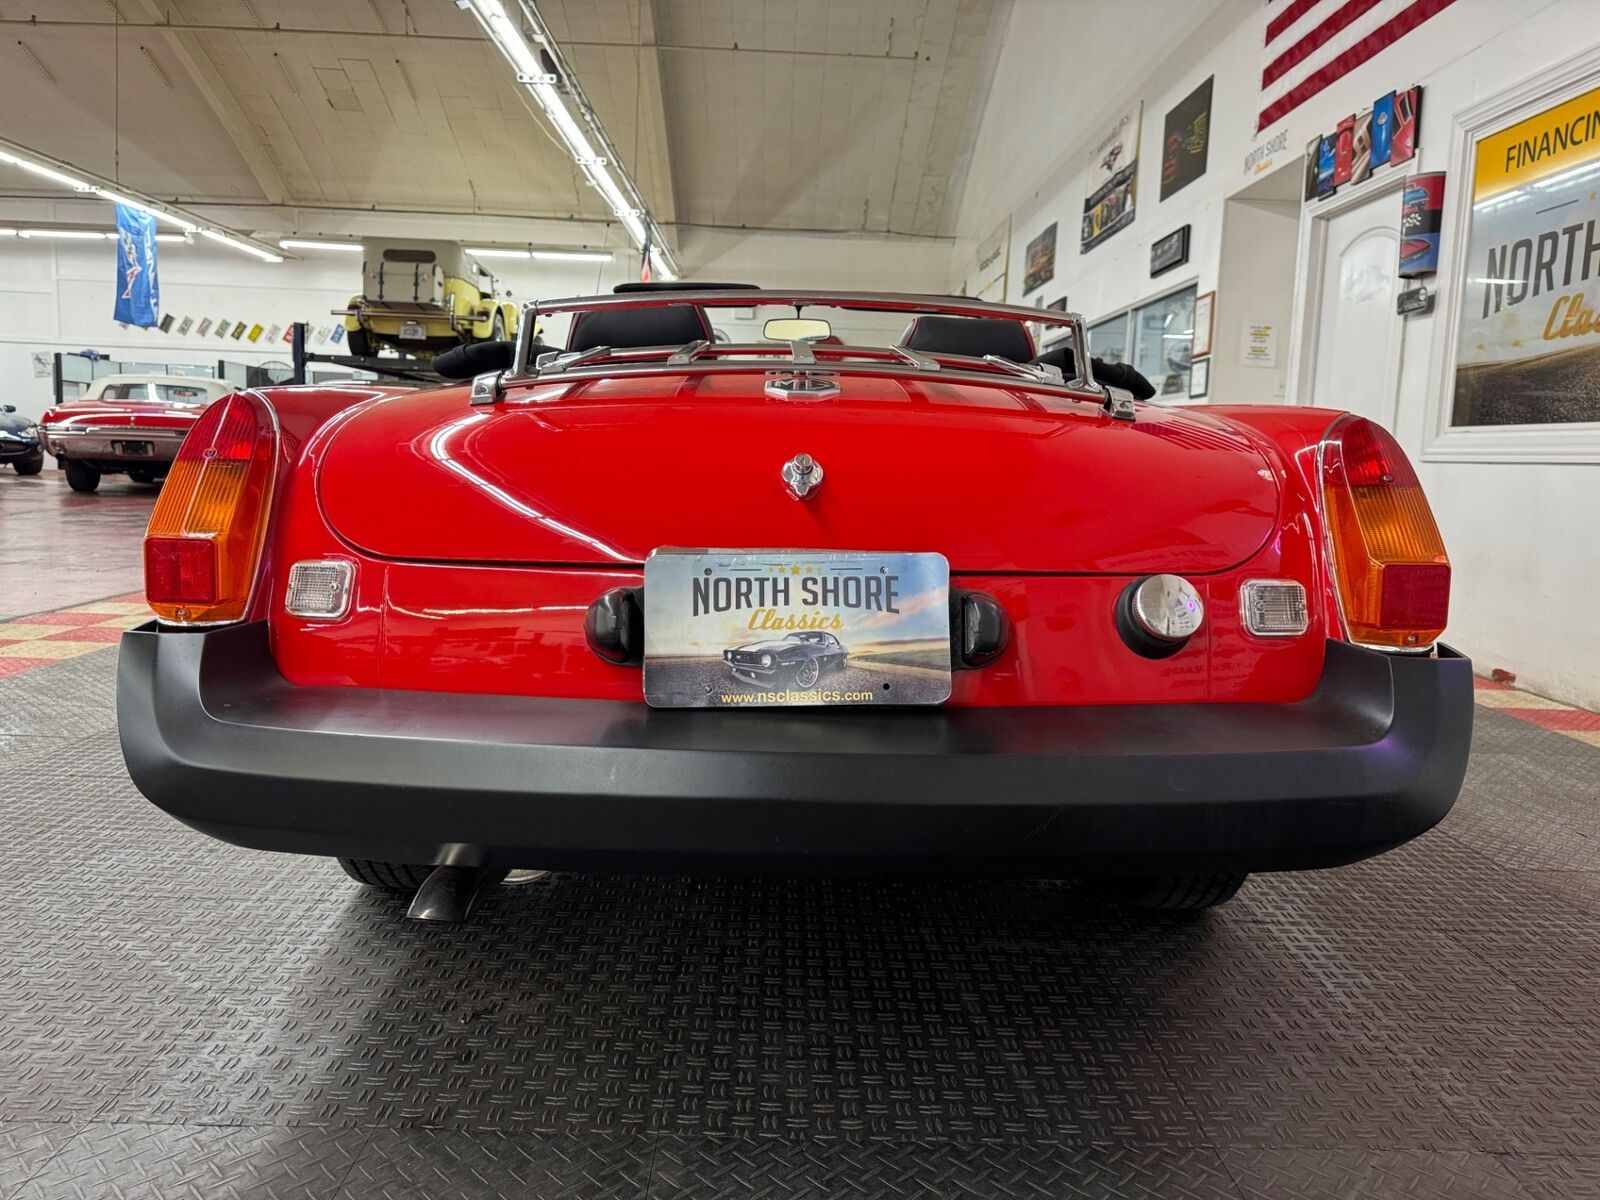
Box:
[339,240,519,358]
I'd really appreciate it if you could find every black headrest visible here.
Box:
[900,315,1034,362]
[568,304,711,352]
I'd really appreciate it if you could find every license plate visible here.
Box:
[115,441,153,456]
[642,549,951,709]
[398,321,426,340]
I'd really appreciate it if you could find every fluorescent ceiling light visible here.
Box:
[0,226,186,243]
[0,153,86,192]
[0,135,285,263]
[93,188,198,232]
[459,0,679,279]
[532,249,612,262]
[201,228,283,262]
[19,228,113,240]
[465,246,531,259]
[279,238,362,252]
[467,247,615,262]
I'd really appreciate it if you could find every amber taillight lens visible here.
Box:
[143,394,276,624]
[1320,415,1449,649]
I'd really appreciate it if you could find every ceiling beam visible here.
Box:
[123,0,287,206]
[635,0,677,227]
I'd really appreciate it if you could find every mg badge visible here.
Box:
[781,452,823,500]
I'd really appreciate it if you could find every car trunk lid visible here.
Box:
[315,373,1280,574]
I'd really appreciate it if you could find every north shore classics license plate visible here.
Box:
[642,549,952,709]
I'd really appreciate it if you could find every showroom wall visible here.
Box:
[0,198,950,423]
[953,0,1600,708]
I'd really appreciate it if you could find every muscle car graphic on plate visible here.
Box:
[726,632,848,688]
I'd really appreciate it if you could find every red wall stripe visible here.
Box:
[1257,0,1459,130]
[1262,0,1381,88]
[1266,0,1327,44]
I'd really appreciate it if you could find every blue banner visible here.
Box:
[113,203,159,328]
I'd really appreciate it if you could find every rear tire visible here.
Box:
[337,858,432,892]
[346,327,372,358]
[64,460,100,493]
[1084,873,1248,910]
[14,453,44,476]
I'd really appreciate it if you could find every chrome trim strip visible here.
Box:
[891,345,941,371]
[667,339,710,365]
[538,345,613,375]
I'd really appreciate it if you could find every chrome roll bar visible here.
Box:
[495,289,1131,419]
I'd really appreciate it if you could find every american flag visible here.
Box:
[1258,0,1459,131]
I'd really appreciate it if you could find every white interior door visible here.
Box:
[1306,189,1403,424]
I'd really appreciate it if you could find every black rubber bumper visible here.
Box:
[117,622,1473,877]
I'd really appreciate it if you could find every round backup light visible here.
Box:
[1117,574,1204,658]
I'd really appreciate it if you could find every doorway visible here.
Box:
[1211,162,1302,405]
[1292,173,1409,423]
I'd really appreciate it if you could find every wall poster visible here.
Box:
[1083,104,1142,252]
[1452,81,1600,428]
[1162,78,1213,200]
[1023,222,1057,295]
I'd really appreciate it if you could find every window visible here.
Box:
[1087,286,1197,401]
[383,248,436,264]
[98,383,150,401]
[1130,286,1197,400]
[1088,313,1130,364]
[153,383,213,406]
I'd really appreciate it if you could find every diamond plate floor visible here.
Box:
[2,645,1598,1198]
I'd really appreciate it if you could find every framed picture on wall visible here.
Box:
[1192,291,1215,358]
[1189,357,1210,399]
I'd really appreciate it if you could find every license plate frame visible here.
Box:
[642,548,951,709]
[115,440,154,457]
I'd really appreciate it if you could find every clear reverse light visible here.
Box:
[1239,579,1309,637]
[285,560,355,621]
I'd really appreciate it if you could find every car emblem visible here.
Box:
[781,452,823,499]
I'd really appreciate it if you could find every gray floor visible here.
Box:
[3,646,1600,1198]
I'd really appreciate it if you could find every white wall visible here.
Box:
[954,0,1600,708]
[0,197,951,422]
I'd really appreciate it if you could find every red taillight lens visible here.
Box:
[1320,415,1450,648]
[143,394,275,624]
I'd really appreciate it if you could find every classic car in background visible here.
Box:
[117,287,1471,925]
[339,239,520,358]
[726,631,850,688]
[0,403,44,475]
[38,374,231,492]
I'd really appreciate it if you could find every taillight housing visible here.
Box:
[1319,415,1449,649]
[143,393,276,625]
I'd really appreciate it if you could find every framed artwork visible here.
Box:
[1192,291,1215,359]
[1189,357,1210,399]
[1023,222,1057,294]
[1160,77,1213,200]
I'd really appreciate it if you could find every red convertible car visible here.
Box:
[117,288,1471,921]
